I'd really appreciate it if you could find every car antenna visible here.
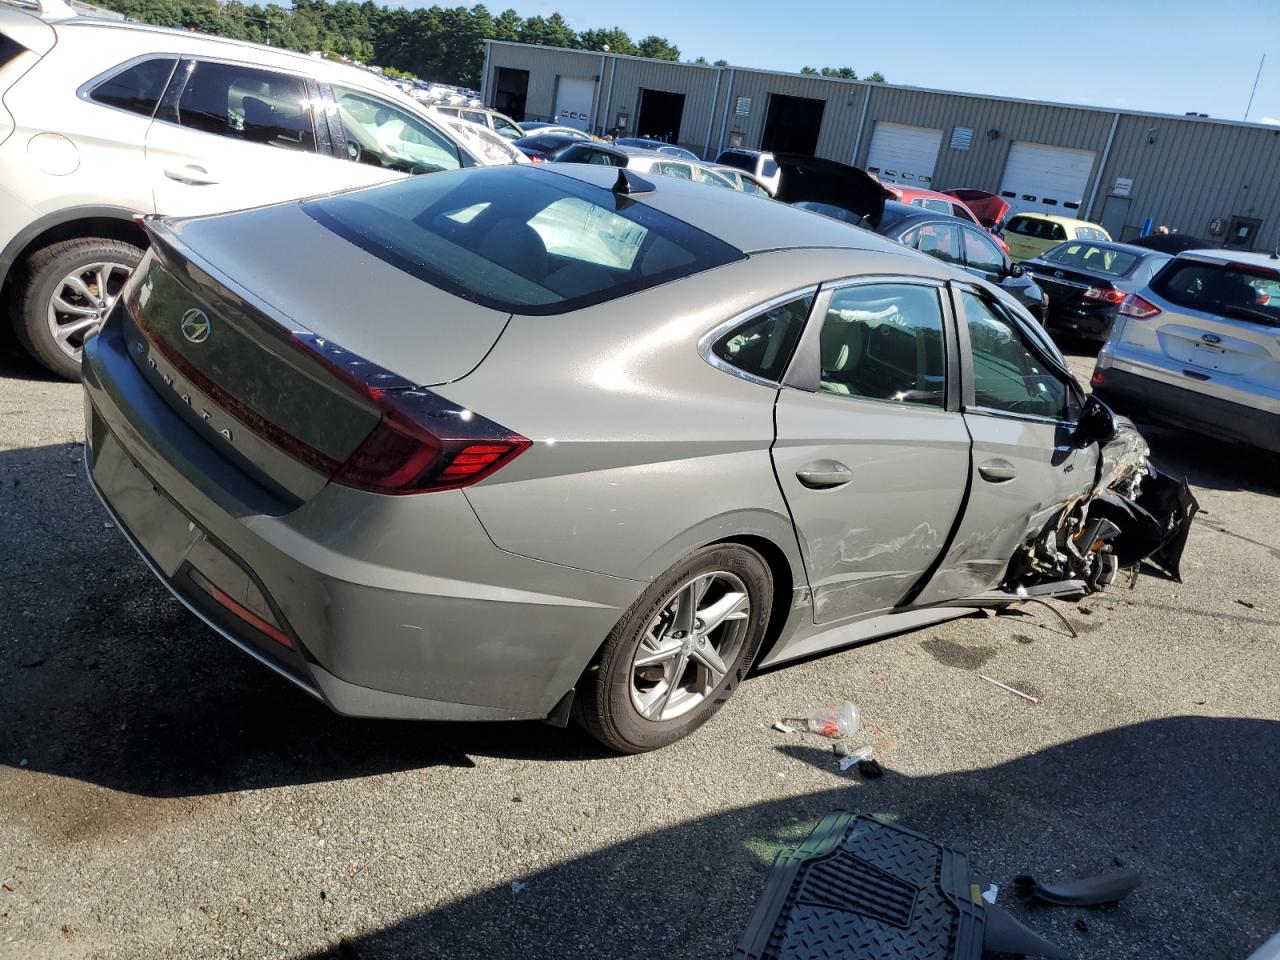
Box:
[613,169,655,196]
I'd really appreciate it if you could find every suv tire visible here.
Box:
[12,237,143,380]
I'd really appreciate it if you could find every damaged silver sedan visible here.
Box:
[81,165,1195,753]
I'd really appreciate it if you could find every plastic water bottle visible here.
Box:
[806,701,860,738]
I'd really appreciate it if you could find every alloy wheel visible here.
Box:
[45,260,132,363]
[629,570,751,722]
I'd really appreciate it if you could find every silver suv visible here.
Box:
[1093,248,1280,453]
[0,2,501,378]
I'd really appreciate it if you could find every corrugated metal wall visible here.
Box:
[485,42,1280,250]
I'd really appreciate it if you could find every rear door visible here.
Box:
[772,278,972,623]
[147,58,350,216]
[913,284,1093,604]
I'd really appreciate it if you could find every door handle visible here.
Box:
[796,461,853,490]
[163,164,219,186]
[978,459,1018,483]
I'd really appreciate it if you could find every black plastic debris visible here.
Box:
[735,813,1068,960]
[1090,466,1198,582]
[1013,868,1142,907]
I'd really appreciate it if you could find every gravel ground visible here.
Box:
[1,336,1277,960]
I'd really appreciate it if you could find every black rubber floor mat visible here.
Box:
[735,813,985,960]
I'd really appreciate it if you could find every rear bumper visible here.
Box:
[1046,304,1116,341]
[81,308,640,721]
[1093,366,1280,454]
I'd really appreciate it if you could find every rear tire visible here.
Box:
[11,237,143,380]
[574,543,773,753]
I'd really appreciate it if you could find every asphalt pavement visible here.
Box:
[1,336,1277,960]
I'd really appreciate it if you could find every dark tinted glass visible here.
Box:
[303,166,745,315]
[1041,242,1138,276]
[715,151,754,172]
[962,228,1005,272]
[90,58,176,117]
[712,296,811,383]
[172,61,315,152]
[1150,260,1280,325]
[1,33,25,69]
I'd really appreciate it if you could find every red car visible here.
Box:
[882,184,1011,254]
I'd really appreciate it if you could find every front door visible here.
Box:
[772,279,971,623]
[147,59,352,217]
[913,285,1096,604]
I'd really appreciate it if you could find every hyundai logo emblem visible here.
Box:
[1201,333,1222,344]
[180,308,211,344]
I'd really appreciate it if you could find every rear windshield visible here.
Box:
[303,166,744,315]
[1150,259,1280,327]
[1041,242,1138,276]
[716,151,754,173]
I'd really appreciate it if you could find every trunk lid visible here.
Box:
[941,188,1009,229]
[1024,262,1111,307]
[1145,256,1280,384]
[125,207,512,502]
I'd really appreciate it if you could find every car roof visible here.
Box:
[1171,248,1280,268]
[543,165,910,256]
[1008,212,1100,228]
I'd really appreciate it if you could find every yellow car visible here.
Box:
[1002,213,1112,262]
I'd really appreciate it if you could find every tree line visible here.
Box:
[93,0,884,90]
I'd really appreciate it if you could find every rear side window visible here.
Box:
[819,283,947,407]
[302,166,745,315]
[1150,260,1280,326]
[89,58,177,118]
[761,158,778,177]
[710,296,811,384]
[1048,224,1068,241]
[716,151,753,173]
[1005,217,1027,235]
[169,60,316,152]
[904,223,962,266]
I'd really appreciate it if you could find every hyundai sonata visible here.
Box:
[82,164,1192,752]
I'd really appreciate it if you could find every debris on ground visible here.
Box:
[805,702,860,738]
[981,883,999,904]
[1236,599,1256,609]
[511,880,527,894]
[979,674,1040,704]
[837,746,874,771]
[1075,918,1090,933]
[771,721,796,734]
[1013,868,1142,906]
[856,759,883,780]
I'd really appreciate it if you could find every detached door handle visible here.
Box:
[978,459,1018,483]
[796,461,853,490]
[164,164,219,185]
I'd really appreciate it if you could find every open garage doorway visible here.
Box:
[636,89,685,143]
[762,94,825,155]
[492,67,529,122]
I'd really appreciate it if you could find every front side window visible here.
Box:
[741,178,771,197]
[90,57,177,117]
[491,115,522,140]
[170,60,315,151]
[694,167,735,189]
[462,110,487,125]
[961,291,1069,419]
[710,296,812,384]
[333,85,461,174]
[904,223,962,265]
[819,283,947,407]
[962,228,1005,273]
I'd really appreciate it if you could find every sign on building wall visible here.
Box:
[735,97,751,117]
[1113,177,1134,197]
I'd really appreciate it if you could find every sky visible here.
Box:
[451,0,1280,124]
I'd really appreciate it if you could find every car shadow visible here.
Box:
[0,442,610,800]
[292,716,1280,960]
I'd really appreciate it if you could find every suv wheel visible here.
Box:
[574,543,773,753]
[12,238,142,380]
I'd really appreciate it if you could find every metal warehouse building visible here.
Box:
[481,40,1280,251]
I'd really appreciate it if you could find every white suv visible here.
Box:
[0,2,506,378]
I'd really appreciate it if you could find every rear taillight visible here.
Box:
[1119,293,1161,319]
[1084,285,1125,304]
[1091,371,1106,385]
[292,333,530,495]
[528,155,544,164]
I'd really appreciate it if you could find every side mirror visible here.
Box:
[1074,394,1117,447]
[1007,262,1025,278]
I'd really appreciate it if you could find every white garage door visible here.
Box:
[553,75,596,131]
[864,122,943,186]
[999,142,1096,217]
